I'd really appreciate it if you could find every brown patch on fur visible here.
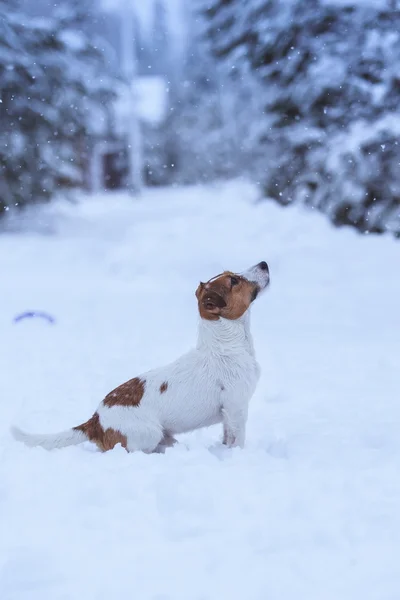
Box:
[101,428,128,452]
[196,272,258,321]
[73,412,102,441]
[195,282,205,299]
[160,381,168,394]
[73,413,128,452]
[73,377,145,452]
[103,377,145,408]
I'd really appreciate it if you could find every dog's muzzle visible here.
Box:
[241,261,270,294]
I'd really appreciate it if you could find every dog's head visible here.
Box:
[196,261,270,321]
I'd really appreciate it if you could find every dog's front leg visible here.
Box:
[221,402,249,449]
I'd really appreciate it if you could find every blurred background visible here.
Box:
[1,0,400,237]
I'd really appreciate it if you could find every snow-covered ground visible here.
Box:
[0,181,399,600]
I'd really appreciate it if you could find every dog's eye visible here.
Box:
[230,276,239,286]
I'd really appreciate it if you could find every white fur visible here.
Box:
[10,425,86,450]
[98,311,261,452]
[240,264,268,291]
[11,263,269,453]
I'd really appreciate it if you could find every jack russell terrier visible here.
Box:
[11,261,270,453]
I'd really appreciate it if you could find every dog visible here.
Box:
[11,261,270,453]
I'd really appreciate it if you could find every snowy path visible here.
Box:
[0,182,399,600]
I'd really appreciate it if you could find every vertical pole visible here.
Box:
[121,7,143,195]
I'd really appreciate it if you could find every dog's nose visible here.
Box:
[258,261,269,273]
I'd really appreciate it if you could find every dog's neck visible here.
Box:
[196,311,255,356]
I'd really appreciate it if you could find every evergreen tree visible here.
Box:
[197,0,400,237]
[0,0,115,216]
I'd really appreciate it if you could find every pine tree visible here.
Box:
[0,0,116,216]
[198,0,400,237]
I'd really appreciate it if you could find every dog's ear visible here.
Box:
[195,282,205,299]
[202,290,227,313]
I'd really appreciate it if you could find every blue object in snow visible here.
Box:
[13,311,56,324]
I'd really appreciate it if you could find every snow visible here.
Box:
[1,180,400,600]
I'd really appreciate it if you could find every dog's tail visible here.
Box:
[10,424,88,450]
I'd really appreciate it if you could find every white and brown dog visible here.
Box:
[11,261,270,453]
